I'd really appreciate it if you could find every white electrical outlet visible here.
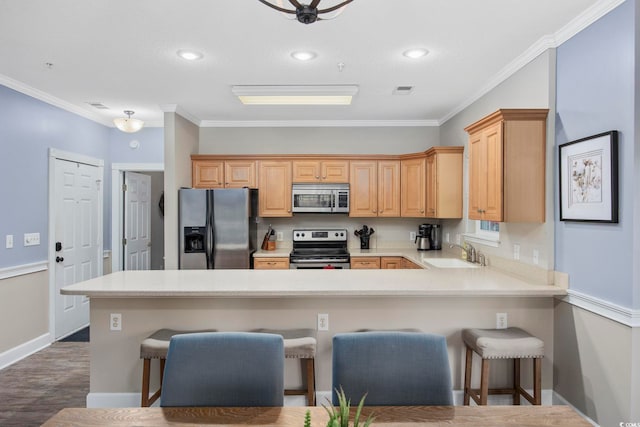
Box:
[513,244,520,260]
[533,249,539,265]
[496,313,508,329]
[409,232,416,241]
[317,313,329,331]
[276,232,284,242]
[110,313,122,331]
[6,235,13,249]
[445,233,450,243]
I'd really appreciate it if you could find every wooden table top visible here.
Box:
[43,405,591,426]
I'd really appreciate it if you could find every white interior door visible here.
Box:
[124,172,151,270]
[54,159,101,338]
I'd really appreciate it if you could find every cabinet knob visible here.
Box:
[379,210,383,213]
[420,210,424,213]
[372,210,377,213]
[315,176,320,179]
[322,176,327,179]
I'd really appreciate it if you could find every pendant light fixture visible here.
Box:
[113,110,144,133]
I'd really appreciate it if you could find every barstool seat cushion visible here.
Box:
[462,327,544,359]
[140,328,216,360]
[252,328,316,359]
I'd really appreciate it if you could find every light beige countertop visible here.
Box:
[62,264,565,298]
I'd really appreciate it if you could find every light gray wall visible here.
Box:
[164,113,199,269]
[199,126,439,155]
[438,50,556,270]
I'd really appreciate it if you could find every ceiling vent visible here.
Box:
[87,102,110,110]
[393,86,414,95]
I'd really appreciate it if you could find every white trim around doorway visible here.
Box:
[111,163,164,273]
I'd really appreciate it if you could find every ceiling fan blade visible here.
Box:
[257,0,296,13]
[318,0,354,14]
[288,0,303,8]
[309,0,321,8]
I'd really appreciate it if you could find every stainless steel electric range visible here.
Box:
[289,229,350,269]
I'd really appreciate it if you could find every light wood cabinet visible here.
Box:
[349,160,401,218]
[193,160,224,188]
[401,157,426,217]
[350,257,381,269]
[192,160,256,189]
[401,258,423,269]
[254,257,290,269]
[380,257,403,269]
[258,161,292,217]
[292,160,349,183]
[425,147,463,219]
[465,109,548,223]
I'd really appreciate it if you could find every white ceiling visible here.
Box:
[0,0,620,127]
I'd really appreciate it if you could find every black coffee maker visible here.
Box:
[416,224,432,251]
[354,225,375,249]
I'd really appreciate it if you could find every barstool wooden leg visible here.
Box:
[479,359,490,405]
[306,358,316,406]
[533,358,542,405]
[463,346,473,405]
[141,358,151,407]
[513,359,521,405]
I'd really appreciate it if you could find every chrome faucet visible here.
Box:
[448,242,476,263]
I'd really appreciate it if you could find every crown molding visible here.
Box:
[439,0,625,125]
[199,119,439,128]
[159,104,200,126]
[0,73,112,127]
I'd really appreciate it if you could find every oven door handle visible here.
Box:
[291,258,350,263]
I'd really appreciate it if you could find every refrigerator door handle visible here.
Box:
[206,191,215,269]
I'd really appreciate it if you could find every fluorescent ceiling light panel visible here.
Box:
[232,85,358,105]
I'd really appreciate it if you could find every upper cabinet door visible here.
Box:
[224,160,257,188]
[349,161,377,217]
[258,161,292,217]
[292,160,349,183]
[192,160,224,188]
[377,160,400,217]
[426,147,463,219]
[400,158,426,217]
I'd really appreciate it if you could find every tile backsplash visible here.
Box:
[258,215,434,250]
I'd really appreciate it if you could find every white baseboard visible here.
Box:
[0,333,52,370]
[87,393,141,408]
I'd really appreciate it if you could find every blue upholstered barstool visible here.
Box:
[462,327,544,405]
[160,332,284,407]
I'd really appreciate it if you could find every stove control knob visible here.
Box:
[301,233,305,237]
[340,232,344,237]
[335,232,339,237]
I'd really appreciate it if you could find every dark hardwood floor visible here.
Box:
[0,342,88,426]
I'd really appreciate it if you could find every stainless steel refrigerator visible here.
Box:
[179,188,258,269]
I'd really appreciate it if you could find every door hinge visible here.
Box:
[122,238,127,245]
[122,184,127,192]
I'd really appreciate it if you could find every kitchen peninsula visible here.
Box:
[62,259,565,407]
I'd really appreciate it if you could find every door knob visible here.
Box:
[56,256,64,263]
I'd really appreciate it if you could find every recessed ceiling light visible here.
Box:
[177,49,203,61]
[291,51,317,61]
[403,48,429,59]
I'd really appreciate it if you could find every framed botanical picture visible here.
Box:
[559,131,618,222]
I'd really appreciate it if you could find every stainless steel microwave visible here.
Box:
[291,183,349,213]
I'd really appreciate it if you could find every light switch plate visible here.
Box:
[24,232,40,246]
[6,235,13,249]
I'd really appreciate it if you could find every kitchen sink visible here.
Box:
[423,258,479,269]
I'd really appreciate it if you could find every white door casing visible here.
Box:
[110,163,163,273]
[124,172,151,270]
[53,156,102,339]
